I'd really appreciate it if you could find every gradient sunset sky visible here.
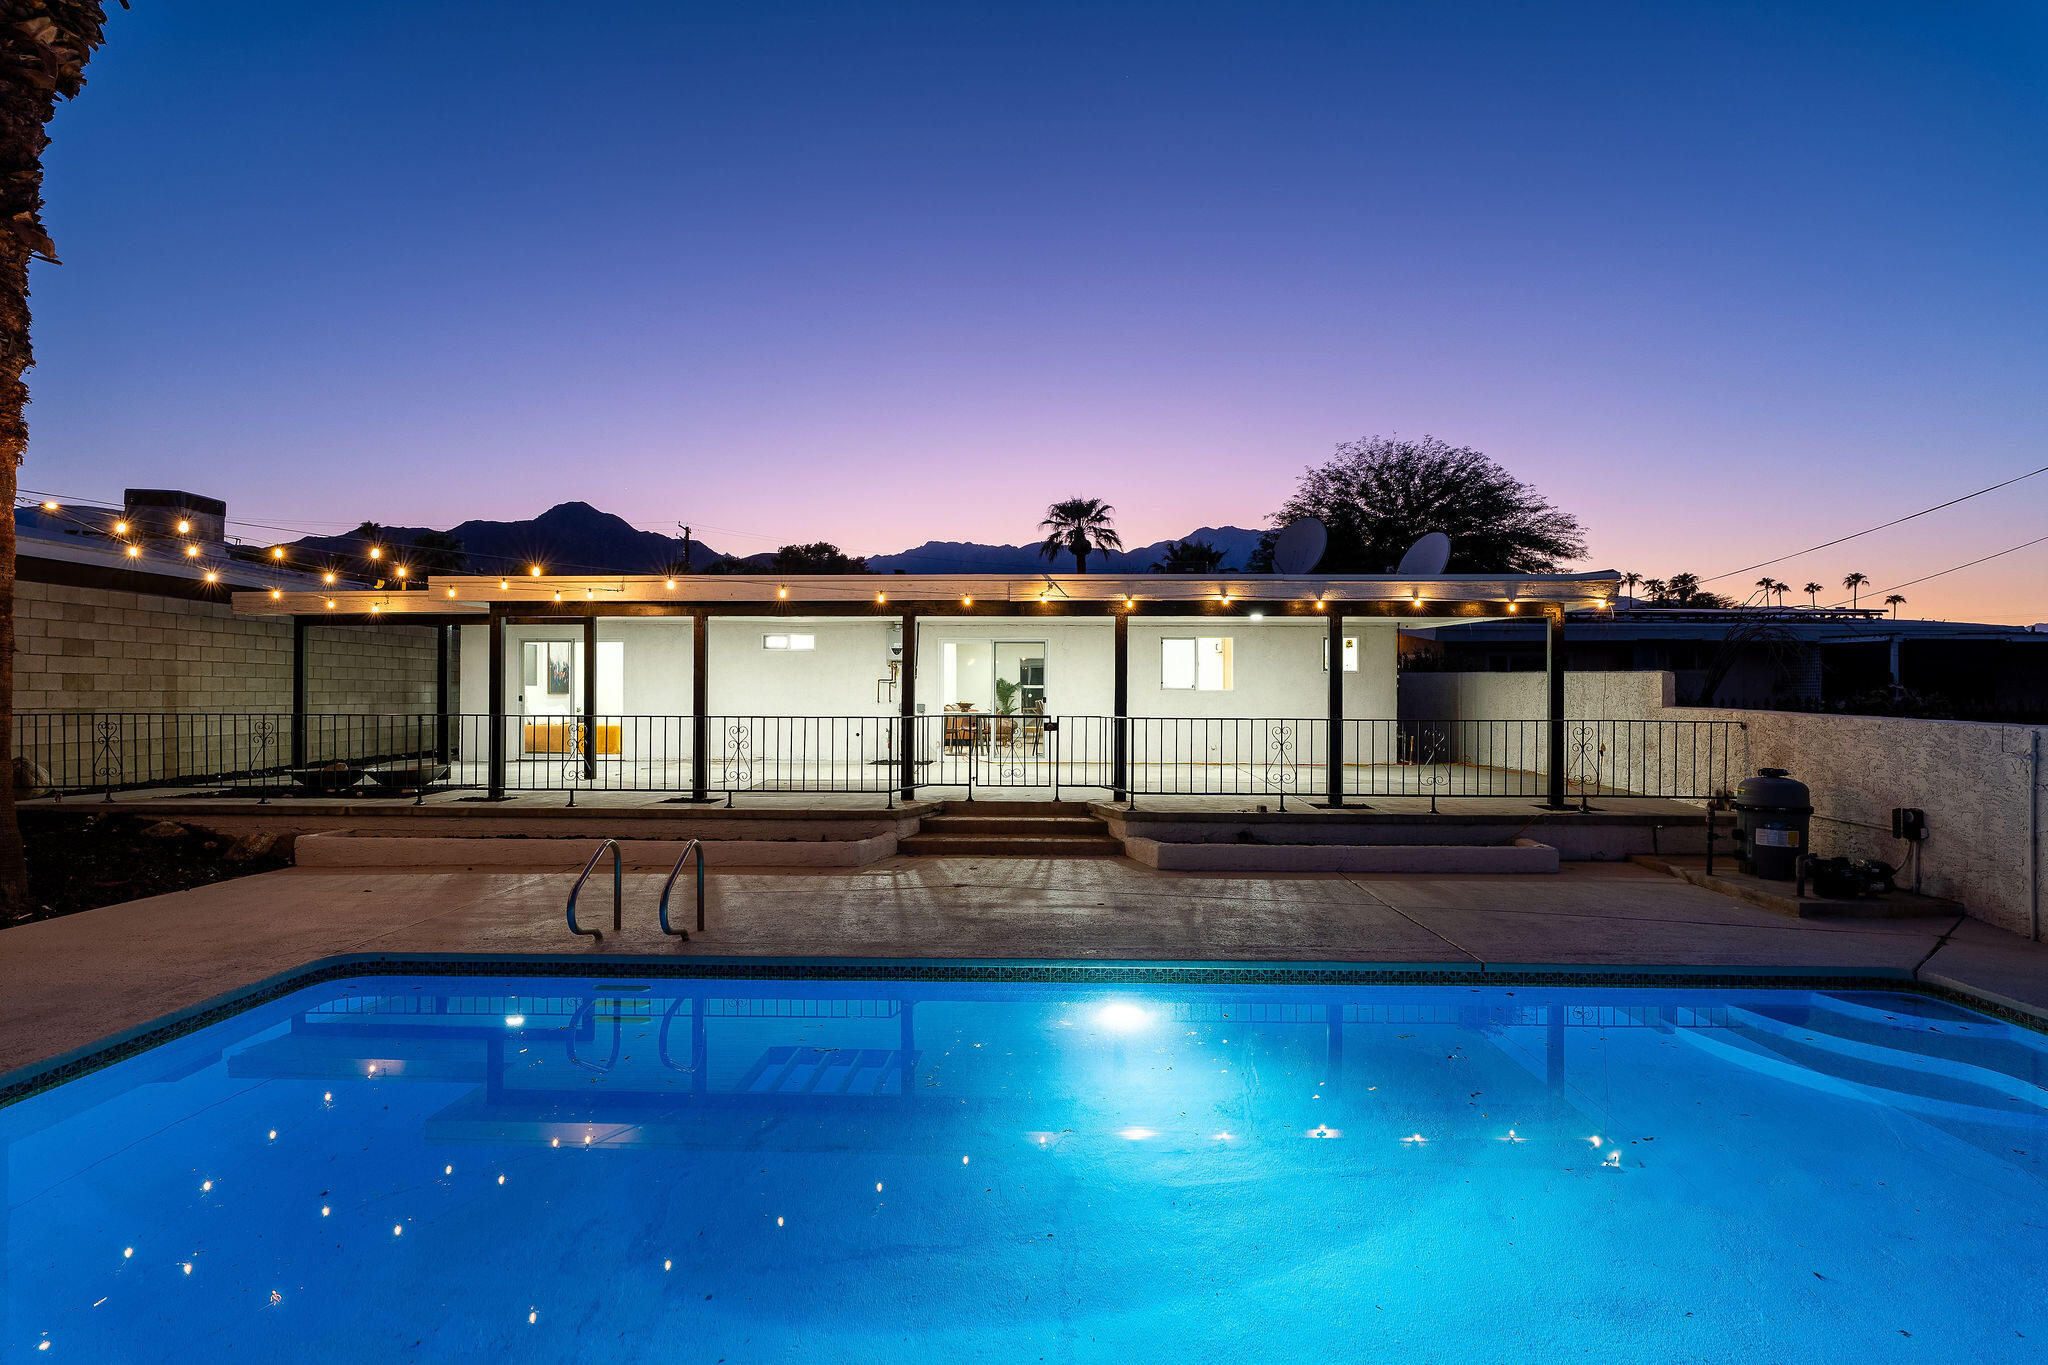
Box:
[24,1,2048,622]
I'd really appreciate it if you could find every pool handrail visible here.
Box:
[658,839,704,938]
[566,838,622,939]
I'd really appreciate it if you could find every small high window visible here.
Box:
[764,633,815,651]
[1161,636,1232,691]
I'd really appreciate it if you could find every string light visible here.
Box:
[553,590,562,603]
[40,499,57,511]
[529,565,542,577]
[270,589,283,600]
[324,599,336,610]
[447,587,457,598]
[203,570,219,584]
[370,603,380,614]
[665,578,676,590]
[876,592,887,604]
[777,585,788,598]
[176,519,191,534]
[113,520,128,535]
[1506,602,1519,613]
[323,572,337,585]
[271,547,285,560]
[962,595,973,606]
[499,579,509,590]
[125,545,140,559]
[184,544,200,558]
[395,566,407,579]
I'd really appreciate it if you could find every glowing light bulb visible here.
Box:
[324,600,335,610]
[176,519,190,534]
[271,547,285,560]
[40,500,56,510]
[552,590,562,603]
[665,578,675,589]
[125,545,140,558]
[270,589,282,600]
[184,545,199,557]
[114,520,129,534]
[876,592,887,604]
[395,566,407,578]
[369,546,382,560]
[447,587,456,597]
[962,595,973,606]
[777,585,788,598]
[499,579,509,589]
[529,565,542,576]
[204,570,218,583]
[323,571,336,584]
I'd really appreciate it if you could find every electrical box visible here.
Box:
[1891,808,1927,842]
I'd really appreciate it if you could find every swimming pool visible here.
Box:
[5,972,2045,1361]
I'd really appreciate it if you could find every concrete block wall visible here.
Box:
[14,580,449,786]
[1401,668,2048,939]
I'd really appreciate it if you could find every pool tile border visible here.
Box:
[4,953,2042,1108]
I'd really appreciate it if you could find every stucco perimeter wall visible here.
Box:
[15,580,444,714]
[1401,669,2048,939]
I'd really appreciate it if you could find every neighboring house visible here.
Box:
[1406,606,2048,715]
[12,491,447,719]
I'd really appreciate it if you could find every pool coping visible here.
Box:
[6,952,2044,1109]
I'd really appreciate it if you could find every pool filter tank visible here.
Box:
[1733,767,1813,881]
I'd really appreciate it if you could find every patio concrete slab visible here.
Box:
[2,857,2041,1086]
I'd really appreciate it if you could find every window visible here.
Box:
[764,633,815,651]
[1322,636,1359,672]
[1162,636,1232,691]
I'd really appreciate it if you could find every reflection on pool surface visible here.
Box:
[5,976,2046,1361]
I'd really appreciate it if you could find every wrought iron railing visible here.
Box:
[12,711,1746,807]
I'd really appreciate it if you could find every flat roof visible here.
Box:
[231,570,1622,620]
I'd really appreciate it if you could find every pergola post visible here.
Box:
[690,611,709,802]
[1324,611,1344,807]
[581,614,598,781]
[486,606,505,799]
[898,613,918,800]
[1544,607,1568,809]
[1111,611,1129,801]
[433,623,450,763]
[290,616,308,770]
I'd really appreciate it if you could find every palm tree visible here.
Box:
[1,4,116,917]
[1843,572,1870,609]
[1038,498,1123,573]
[1620,571,1642,600]
[1804,581,1823,608]
[1150,538,1226,573]
[1884,593,1907,619]
[1755,576,1776,606]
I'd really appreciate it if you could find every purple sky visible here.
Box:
[24,1,2048,622]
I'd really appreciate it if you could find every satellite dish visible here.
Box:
[1395,532,1451,576]
[1271,517,1327,574]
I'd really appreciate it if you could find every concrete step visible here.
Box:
[938,800,1095,817]
[898,834,1125,858]
[919,815,1107,837]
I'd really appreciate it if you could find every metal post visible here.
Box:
[581,614,598,781]
[290,616,308,770]
[433,623,450,763]
[1544,608,1568,810]
[486,606,506,799]
[899,613,917,800]
[1112,610,1129,801]
[690,611,710,802]
[1325,611,1344,807]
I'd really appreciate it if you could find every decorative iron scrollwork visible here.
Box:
[722,723,753,790]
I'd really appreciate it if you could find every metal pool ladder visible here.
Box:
[565,838,705,940]
[659,840,704,939]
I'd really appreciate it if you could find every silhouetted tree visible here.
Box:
[1150,538,1227,573]
[770,542,869,574]
[1,2,115,916]
[1268,435,1585,573]
[1038,498,1123,573]
[1843,572,1870,609]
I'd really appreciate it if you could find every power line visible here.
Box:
[1821,531,2048,608]
[1703,463,2048,583]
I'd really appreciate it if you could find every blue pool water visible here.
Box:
[4,975,2046,1362]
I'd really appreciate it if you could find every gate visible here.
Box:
[916,713,1116,798]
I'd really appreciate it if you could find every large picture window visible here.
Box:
[1161,636,1232,691]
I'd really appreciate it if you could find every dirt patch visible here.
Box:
[13,812,295,926]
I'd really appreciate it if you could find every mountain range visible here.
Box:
[282,502,1268,576]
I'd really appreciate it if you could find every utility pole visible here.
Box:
[677,522,692,572]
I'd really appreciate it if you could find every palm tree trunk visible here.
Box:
[0,3,115,917]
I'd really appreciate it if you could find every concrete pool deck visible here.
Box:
[5,857,2048,1081]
